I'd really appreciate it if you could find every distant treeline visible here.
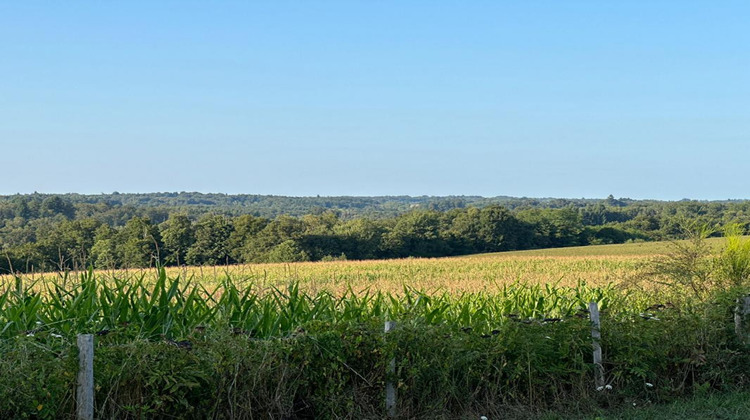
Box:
[1,193,749,273]
[0,192,636,219]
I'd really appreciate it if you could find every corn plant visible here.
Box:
[0,266,657,340]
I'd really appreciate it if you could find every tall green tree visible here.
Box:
[381,210,450,258]
[39,196,75,219]
[90,225,118,269]
[333,218,385,260]
[160,214,195,266]
[517,207,584,248]
[116,217,162,268]
[38,219,101,270]
[186,215,234,265]
[227,214,269,263]
[245,216,306,262]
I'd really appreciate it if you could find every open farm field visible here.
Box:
[490,236,729,257]
[6,238,719,297]
[170,254,644,295]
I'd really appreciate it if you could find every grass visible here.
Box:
[496,391,750,419]
[490,236,730,257]
[578,391,750,420]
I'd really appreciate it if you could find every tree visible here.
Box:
[40,196,75,219]
[245,216,306,262]
[116,217,162,268]
[227,214,269,263]
[38,219,101,270]
[517,207,584,248]
[266,240,310,263]
[298,211,345,260]
[477,205,531,251]
[186,215,234,265]
[90,225,118,269]
[446,206,532,254]
[160,214,195,266]
[11,196,31,220]
[381,210,450,258]
[333,218,385,260]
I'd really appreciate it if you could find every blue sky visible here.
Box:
[1,1,748,199]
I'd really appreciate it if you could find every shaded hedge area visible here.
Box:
[2,303,750,419]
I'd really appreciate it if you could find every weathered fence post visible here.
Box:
[385,321,397,418]
[77,334,94,420]
[734,296,750,343]
[589,302,605,390]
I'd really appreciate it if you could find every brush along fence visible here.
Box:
[59,300,750,419]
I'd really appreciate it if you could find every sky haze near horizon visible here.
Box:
[1,1,748,200]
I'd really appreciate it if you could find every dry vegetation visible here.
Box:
[5,237,733,296]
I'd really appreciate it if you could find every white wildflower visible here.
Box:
[605,384,613,390]
[596,386,604,391]
[645,382,653,388]
[51,333,63,338]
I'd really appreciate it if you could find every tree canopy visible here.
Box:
[1,193,749,273]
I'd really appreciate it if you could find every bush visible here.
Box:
[1,308,749,418]
[717,224,750,289]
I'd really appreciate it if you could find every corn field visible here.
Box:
[1,239,748,418]
[0,264,658,341]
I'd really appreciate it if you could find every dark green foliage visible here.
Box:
[588,226,632,245]
[117,217,162,268]
[185,215,233,266]
[517,207,585,248]
[1,298,749,419]
[89,225,118,269]
[389,320,593,416]
[0,335,76,419]
[160,214,194,266]
[226,214,268,262]
[381,210,451,258]
[37,219,102,270]
[4,193,750,272]
[447,206,535,253]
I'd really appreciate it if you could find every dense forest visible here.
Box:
[1,192,749,273]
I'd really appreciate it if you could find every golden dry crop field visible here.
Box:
[162,237,730,293]
[4,237,729,296]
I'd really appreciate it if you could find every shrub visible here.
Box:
[717,224,750,289]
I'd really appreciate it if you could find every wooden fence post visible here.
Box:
[589,302,605,390]
[385,321,397,418]
[77,334,94,420]
[735,296,750,343]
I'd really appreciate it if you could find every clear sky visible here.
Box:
[1,1,748,200]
